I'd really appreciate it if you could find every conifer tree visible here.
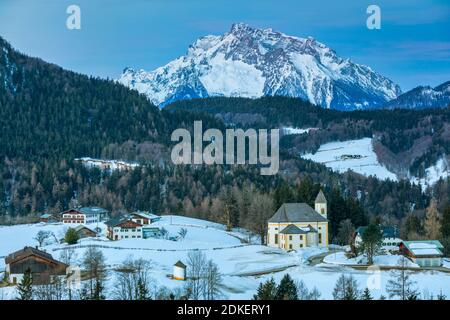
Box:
[442,206,450,238]
[253,278,277,300]
[361,287,373,300]
[65,227,80,245]
[137,278,151,300]
[276,274,298,300]
[441,206,450,256]
[17,268,33,300]
[361,223,382,264]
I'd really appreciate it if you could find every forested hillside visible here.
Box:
[0,36,448,244]
[166,97,450,178]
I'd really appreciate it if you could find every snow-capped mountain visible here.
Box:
[118,23,402,110]
[386,81,450,109]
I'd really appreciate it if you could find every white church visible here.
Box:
[267,190,329,250]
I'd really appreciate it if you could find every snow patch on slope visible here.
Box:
[301,138,398,181]
[411,157,449,187]
[199,53,265,97]
[282,127,317,135]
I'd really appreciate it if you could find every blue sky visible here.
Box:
[0,0,449,91]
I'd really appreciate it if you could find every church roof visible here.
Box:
[268,203,327,223]
[315,190,327,203]
[279,224,318,234]
[280,224,307,234]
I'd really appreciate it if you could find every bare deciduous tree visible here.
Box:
[336,219,355,246]
[178,228,188,240]
[82,246,107,300]
[113,258,154,300]
[203,260,222,300]
[425,199,442,240]
[294,279,322,300]
[247,192,274,245]
[59,247,78,265]
[34,230,53,247]
[186,250,207,300]
[33,277,66,300]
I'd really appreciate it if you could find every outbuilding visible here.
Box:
[399,240,444,267]
[39,213,60,223]
[173,261,187,280]
[73,225,97,239]
[5,246,68,285]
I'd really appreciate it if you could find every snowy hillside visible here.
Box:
[1,216,449,300]
[0,216,299,299]
[118,23,401,110]
[302,138,398,181]
[301,137,449,186]
[410,157,450,187]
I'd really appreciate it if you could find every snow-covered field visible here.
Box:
[1,216,449,300]
[302,138,398,181]
[0,216,299,299]
[323,252,420,268]
[301,138,450,186]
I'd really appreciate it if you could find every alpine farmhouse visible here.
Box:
[267,190,329,250]
[5,247,68,285]
[61,207,109,225]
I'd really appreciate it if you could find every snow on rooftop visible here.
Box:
[282,127,317,136]
[411,248,441,256]
[1,215,450,300]
[409,242,439,249]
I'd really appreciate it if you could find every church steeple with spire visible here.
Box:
[315,190,327,219]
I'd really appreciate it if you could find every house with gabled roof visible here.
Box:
[62,206,110,225]
[129,211,161,225]
[267,190,329,250]
[105,216,143,240]
[355,225,402,252]
[39,213,60,223]
[400,240,444,267]
[73,225,98,239]
[5,246,68,285]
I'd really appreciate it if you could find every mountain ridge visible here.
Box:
[118,23,402,110]
[386,81,450,109]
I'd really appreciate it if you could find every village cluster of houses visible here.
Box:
[2,191,446,287]
[39,207,162,241]
[3,207,179,285]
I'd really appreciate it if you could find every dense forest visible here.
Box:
[1,36,449,245]
[167,97,450,178]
